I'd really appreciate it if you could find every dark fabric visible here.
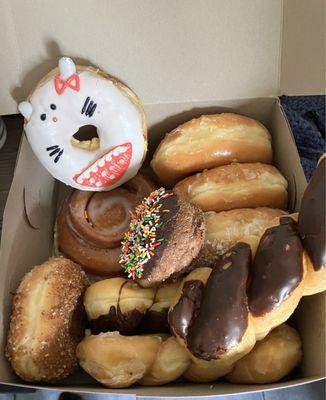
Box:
[279,95,325,179]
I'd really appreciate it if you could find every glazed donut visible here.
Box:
[76,332,190,388]
[193,207,286,268]
[226,324,302,384]
[174,163,288,212]
[18,56,147,191]
[57,172,156,275]
[169,243,256,382]
[298,155,326,296]
[248,217,308,340]
[120,188,205,287]
[5,257,88,382]
[151,113,273,187]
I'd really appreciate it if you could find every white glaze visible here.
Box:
[19,57,146,191]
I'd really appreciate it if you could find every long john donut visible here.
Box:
[57,172,156,275]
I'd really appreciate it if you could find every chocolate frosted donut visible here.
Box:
[57,173,156,275]
[120,188,205,287]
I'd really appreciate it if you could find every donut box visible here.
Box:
[0,0,324,397]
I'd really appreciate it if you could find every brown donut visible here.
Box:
[57,172,156,275]
[5,257,88,382]
[120,188,205,287]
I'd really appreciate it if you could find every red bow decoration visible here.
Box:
[54,74,80,95]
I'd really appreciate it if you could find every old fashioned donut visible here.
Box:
[5,257,88,382]
[226,324,302,384]
[193,207,286,268]
[169,243,256,382]
[76,332,190,388]
[174,163,288,212]
[57,172,156,275]
[298,155,326,295]
[151,113,273,187]
[18,57,147,191]
[84,278,180,334]
[120,188,205,287]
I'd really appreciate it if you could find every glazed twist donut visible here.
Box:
[226,324,302,384]
[57,172,156,275]
[84,277,179,334]
[174,163,288,212]
[76,333,190,388]
[151,113,273,187]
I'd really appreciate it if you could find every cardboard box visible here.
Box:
[0,0,325,396]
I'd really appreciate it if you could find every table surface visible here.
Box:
[0,115,325,400]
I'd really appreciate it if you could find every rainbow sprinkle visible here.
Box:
[119,188,173,280]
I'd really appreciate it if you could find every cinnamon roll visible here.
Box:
[57,172,156,275]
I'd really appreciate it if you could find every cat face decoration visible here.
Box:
[19,57,147,191]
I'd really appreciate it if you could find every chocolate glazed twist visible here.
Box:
[84,277,179,335]
[169,213,320,382]
[57,173,156,275]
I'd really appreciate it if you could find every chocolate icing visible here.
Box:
[186,242,251,360]
[249,217,303,316]
[298,157,326,270]
[141,193,180,281]
[90,306,143,335]
[138,309,170,333]
[168,280,205,340]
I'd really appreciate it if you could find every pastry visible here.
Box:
[57,172,156,275]
[18,56,147,191]
[169,243,256,382]
[298,155,326,295]
[174,163,288,212]
[5,257,88,382]
[119,188,205,287]
[226,324,302,384]
[248,217,306,340]
[76,332,190,388]
[151,113,273,187]
[193,207,286,267]
[84,277,154,334]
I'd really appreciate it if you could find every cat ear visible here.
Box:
[18,101,33,121]
[58,57,76,80]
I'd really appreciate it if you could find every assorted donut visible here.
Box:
[6,58,325,388]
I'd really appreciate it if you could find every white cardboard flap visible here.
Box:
[0,0,283,114]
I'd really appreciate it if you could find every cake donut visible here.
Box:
[298,155,326,296]
[169,243,256,382]
[151,113,273,187]
[57,172,156,275]
[119,188,205,287]
[174,163,288,212]
[193,207,286,268]
[18,57,147,191]
[227,324,302,384]
[84,277,179,334]
[76,332,190,388]
[5,257,88,382]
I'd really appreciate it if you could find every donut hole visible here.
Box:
[71,125,100,151]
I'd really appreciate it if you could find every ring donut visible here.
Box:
[18,57,147,191]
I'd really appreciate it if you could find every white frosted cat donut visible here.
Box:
[18,57,147,191]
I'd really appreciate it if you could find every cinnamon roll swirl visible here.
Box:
[57,172,156,275]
